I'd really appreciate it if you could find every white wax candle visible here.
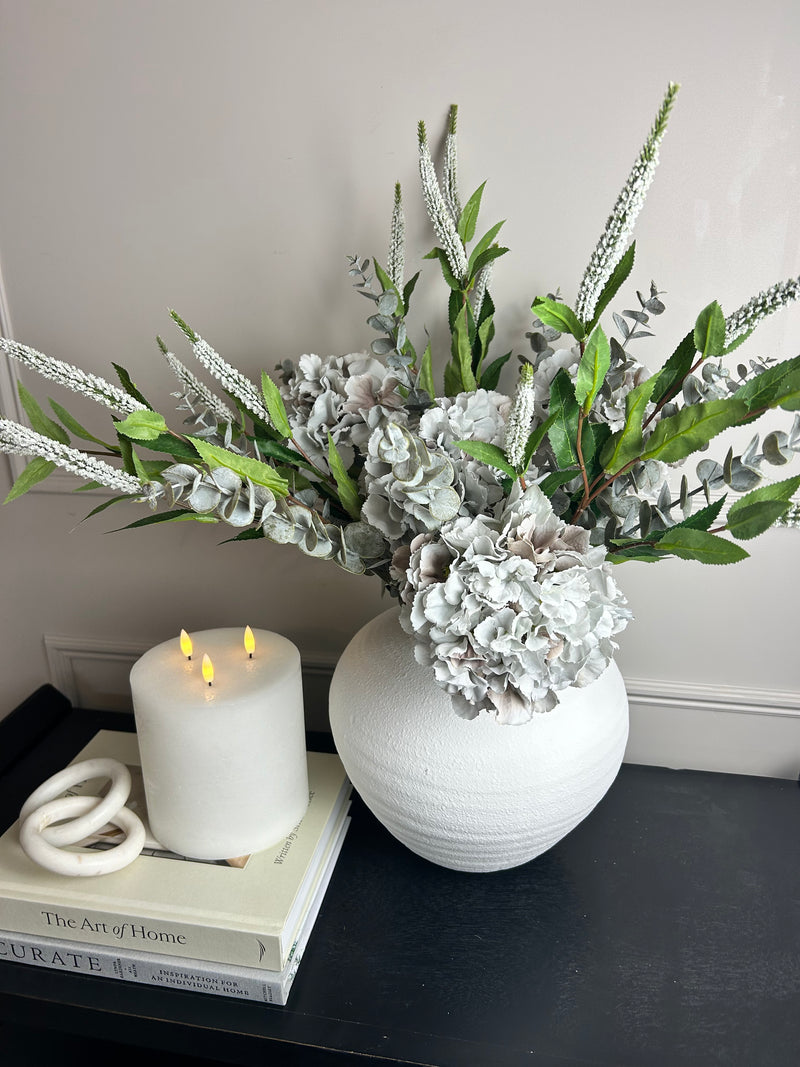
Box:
[130,628,308,861]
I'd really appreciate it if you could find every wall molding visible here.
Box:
[43,634,800,779]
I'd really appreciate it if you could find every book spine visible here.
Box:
[0,899,285,970]
[0,929,294,1005]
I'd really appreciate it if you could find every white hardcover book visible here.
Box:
[0,814,350,1005]
[0,731,352,970]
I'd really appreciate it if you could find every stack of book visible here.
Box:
[0,730,352,1005]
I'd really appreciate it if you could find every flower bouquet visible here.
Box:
[2,83,799,727]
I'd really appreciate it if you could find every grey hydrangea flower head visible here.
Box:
[398,484,632,723]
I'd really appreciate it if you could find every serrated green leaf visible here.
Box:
[457,182,486,245]
[136,432,200,463]
[522,414,556,471]
[478,351,510,392]
[726,499,791,540]
[115,410,169,441]
[670,496,727,532]
[418,341,435,401]
[18,383,69,445]
[467,220,505,275]
[601,377,657,475]
[114,509,218,531]
[327,433,362,520]
[260,372,292,439]
[641,398,748,464]
[693,301,726,360]
[452,306,477,392]
[49,399,117,450]
[253,436,317,473]
[584,242,636,334]
[469,244,509,278]
[733,356,800,414]
[402,271,420,314]
[652,527,749,564]
[580,421,612,479]
[725,475,800,539]
[532,297,585,342]
[3,457,56,503]
[189,437,290,496]
[474,313,495,378]
[454,439,517,479]
[112,363,152,409]
[221,526,266,543]
[432,247,460,291]
[547,369,580,468]
[575,324,611,414]
[130,447,151,484]
[648,330,696,408]
[81,493,137,522]
[538,468,581,496]
[722,328,754,355]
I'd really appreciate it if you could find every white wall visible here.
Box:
[0,1,798,772]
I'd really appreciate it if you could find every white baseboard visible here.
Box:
[43,634,800,780]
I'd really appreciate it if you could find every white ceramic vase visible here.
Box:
[328,607,630,873]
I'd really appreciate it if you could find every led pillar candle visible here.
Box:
[130,628,308,861]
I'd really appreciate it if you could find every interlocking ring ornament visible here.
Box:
[19,758,146,876]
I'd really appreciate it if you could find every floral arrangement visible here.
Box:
[2,84,799,724]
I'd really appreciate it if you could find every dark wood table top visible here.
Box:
[0,685,798,1066]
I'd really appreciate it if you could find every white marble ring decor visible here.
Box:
[18,757,145,876]
[20,794,146,876]
[19,757,133,848]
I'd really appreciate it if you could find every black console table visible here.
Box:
[0,686,798,1066]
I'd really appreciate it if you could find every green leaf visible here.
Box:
[722,328,754,355]
[402,271,420,315]
[457,182,486,245]
[418,341,435,401]
[608,539,665,563]
[114,509,219,532]
[726,475,800,539]
[115,410,169,441]
[112,363,152,409]
[3,457,56,503]
[253,436,318,473]
[648,331,696,408]
[670,496,727,532]
[474,313,495,378]
[18,383,69,444]
[431,247,461,291]
[130,447,151,484]
[641,398,748,464]
[82,493,138,522]
[733,356,800,414]
[222,526,266,543]
[189,437,290,496]
[538,468,581,496]
[726,500,792,540]
[584,242,636,334]
[478,351,510,392]
[601,377,657,475]
[522,414,556,471]
[467,220,505,275]
[49,399,117,450]
[652,527,749,564]
[547,369,580,468]
[260,372,292,439]
[693,301,726,360]
[575,324,611,414]
[135,432,200,463]
[469,244,509,278]
[580,421,612,478]
[454,439,517,480]
[327,433,362,520]
[532,297,585,342]
[451,306,477,392]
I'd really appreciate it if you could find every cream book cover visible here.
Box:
[0,731,351,970]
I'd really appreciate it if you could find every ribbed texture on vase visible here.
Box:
[329,608,629,873]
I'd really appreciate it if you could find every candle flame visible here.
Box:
[179,629,193,660]
[202,653,214,686]
[244,625,256,658]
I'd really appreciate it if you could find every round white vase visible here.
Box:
[329,607,630,873]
